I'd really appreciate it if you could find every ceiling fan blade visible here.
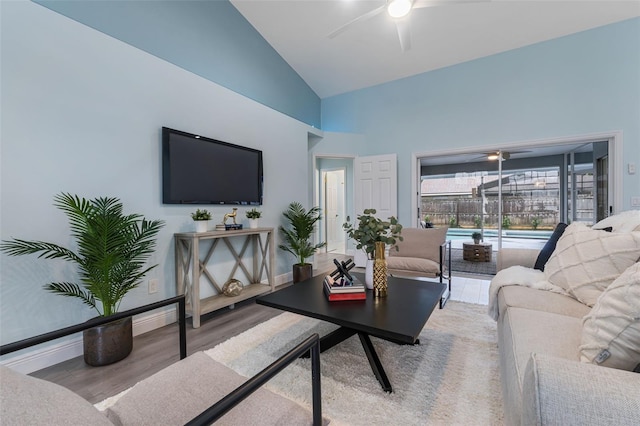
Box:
[413,0,491,9]
[395,18,412,52]
[327,4,386,39]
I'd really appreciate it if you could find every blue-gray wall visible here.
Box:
[320,18,640,226]
[0,1,313,368]
[35,0,321,128]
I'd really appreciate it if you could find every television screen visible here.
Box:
[162,127,263,205]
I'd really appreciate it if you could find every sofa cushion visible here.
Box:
[533,222,567,271]
[544,222,640,306]
[105,351,315,426]
[580,262,640,371]
[502,308,583,389]
[522,353,640,426]
[388,227,448,262]
[593,210,640,233]
[0,365,113,426]
[498,285,590,320]
[386,256,440,276]
[497,307,583,426]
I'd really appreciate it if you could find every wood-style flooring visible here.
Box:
[31,253,350,404]
[31,252,491,405]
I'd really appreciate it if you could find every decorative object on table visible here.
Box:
[323,260,365,301]
[278,202,326,283]
[343,208,402,291]
[246,208,262,229]
[329,258,356,282]
[472,231,482,244]
[221,278,243,297]
[373,241,388,297]
[222,207,242,230]
[191,208,211,233]
[423,215,433,228]
[0,193,164,366]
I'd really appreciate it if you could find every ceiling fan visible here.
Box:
[328,0,490,52]
[471,150,533,162]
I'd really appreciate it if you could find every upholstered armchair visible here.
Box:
[387,227,452,307]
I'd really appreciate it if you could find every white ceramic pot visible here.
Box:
[364,259,374,290]
[249,219,259,229]
[195,220,208,233]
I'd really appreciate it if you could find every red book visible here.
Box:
[324,285,366,301]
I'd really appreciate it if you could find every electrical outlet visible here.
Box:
[631,197,640,208]
[148,279,159,294]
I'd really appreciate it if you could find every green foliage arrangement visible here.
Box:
[343,209,403,259]
[246,208,262,219]
[0,193,164,317]
[191,209,212,221]
[531,217,541,230]
[449,216,458,228]
[278,202,326,265]
[471,231,482,242]
[473,215,482,228]
[502,215,511,229]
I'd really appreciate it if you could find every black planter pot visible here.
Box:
[292,263,313,283]
[83,316,133,367]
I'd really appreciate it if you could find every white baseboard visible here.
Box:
[1,308,176,374]
[2,274,293,374]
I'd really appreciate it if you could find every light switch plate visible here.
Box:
[631,197,640,207]
[629,163,636,174]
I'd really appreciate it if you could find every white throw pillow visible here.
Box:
[593,210,640,233]
[580,262,640,371]
[544,223,640,306]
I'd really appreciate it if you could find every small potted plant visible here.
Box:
[472,231,482,244]
[423,214,433,228]
[191,208,212,233]
[278,202,326,283]
[343,209,403,289]
[246,208,262,229]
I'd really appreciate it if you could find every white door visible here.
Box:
[353,154,398,265]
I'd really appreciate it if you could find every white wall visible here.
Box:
[0,1,310,369]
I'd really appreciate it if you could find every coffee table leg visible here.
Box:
[358,333,392,393]
[300,327,357,358]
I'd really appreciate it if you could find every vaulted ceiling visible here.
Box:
[231,0,640,98]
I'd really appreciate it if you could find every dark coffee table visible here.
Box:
[256,273,446,392]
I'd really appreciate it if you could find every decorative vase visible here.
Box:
[194,220,208,233]
[364,259,374,289]
[83,316,133,367]
[249,218,259,229]
[373,241,387,297]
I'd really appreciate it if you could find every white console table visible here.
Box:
[174,227,275,328]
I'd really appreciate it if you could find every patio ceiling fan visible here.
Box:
[327,0,490,52]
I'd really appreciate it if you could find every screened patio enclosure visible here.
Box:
[418,140,611,270]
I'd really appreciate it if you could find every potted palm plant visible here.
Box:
[246,208,262,229]
[191,208,211,233]
[343,209,403,288]
[278,202,326,283]
[0,193,164,366]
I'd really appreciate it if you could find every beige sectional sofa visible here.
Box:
[493,237,640,425]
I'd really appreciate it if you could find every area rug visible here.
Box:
[451,248,497,276]
[205,301,503,425]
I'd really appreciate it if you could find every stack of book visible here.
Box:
[323,275,366,301]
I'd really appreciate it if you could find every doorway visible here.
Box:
[413,134,620,261]
[321,168,346,254]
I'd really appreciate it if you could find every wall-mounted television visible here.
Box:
[162,127,263,205]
